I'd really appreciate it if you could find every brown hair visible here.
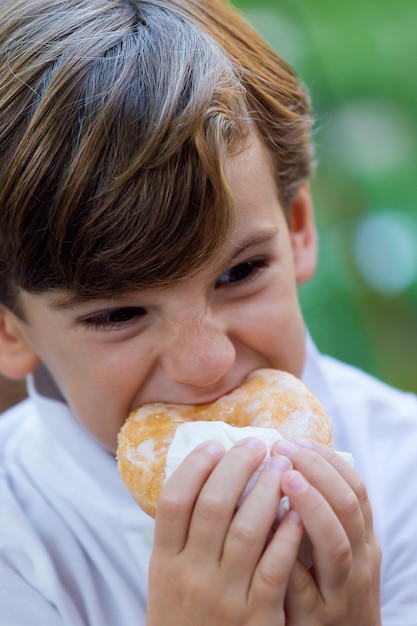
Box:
[0,0,313,313]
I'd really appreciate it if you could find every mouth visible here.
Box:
[133,374,257,412]
[145,385,239,408]
[130,368,273,414]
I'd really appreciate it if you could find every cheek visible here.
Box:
[71,353,143,410]
[64,371,135,453]
[46,344,150,449]
[235,285,296,335]
[233,291,305,375]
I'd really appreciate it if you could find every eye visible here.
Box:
[215,259,267,288]
[83,306,147,330]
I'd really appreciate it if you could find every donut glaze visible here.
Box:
[117,369,333,517]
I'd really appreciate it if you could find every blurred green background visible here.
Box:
[0,0,416,412]
[235,0,417,393]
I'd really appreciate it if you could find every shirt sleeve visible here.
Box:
[377,396,417,626]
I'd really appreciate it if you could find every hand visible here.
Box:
[271,439,382,626]
[146,438,303,626]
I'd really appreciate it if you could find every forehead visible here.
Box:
[228,133,283,230]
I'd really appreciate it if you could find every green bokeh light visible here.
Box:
[235,0,417,392]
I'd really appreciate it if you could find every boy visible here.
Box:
[0,0,416,623]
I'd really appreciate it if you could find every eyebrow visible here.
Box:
[47,292,118,312]
[48,227,280,311]
[227,226,279,261]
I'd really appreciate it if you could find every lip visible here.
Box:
[170,372,259,406]
[135,374,255,410]
[142,386,239,408]
[191,368,267,406]
[184,385,240,406]
[130,367,268,413]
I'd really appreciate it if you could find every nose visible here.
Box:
[161,315,236,388]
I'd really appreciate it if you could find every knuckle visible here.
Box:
[231,518,258,545]
[289,565,313,598]
[341,490,361,518]
[290,446,322,472]
[375,542,383,567]
[257,560,286,589]
[148,557,165,587]
[231,441,266,466]
[354,475,370,506]
[368,536,382,570]
[355,558,380,603]
[197,491,227,521]
[157,489,186,519]
[214,595,241,623]
[176,571,207,613]
[328,535,352,567]
[304,494,328,519]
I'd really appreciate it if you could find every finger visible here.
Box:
[273,440,367,550]
[154,441,225,554]
[281,469,352,591]
[294,438,375,540]
[221,455,292,581]
[251,508,304,606]
[186,438,267,561]
[284,559,318,623]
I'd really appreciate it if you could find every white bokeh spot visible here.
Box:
[353,210,417,295]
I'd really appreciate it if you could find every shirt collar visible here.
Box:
[301,331,338,421]
[27,369,143,524]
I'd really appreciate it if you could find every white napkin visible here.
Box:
[165,420,354,480]
[165,421,284,481]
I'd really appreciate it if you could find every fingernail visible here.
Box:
[292,437,316,449]
[199,441,224,457]
[286,508,302,525]
[235,437,266,452]
[262,456,290,487]
[267,455,292,473]
[286,470,308,494]
[275,440,298,456]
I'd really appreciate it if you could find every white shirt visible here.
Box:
[1,335,417,625]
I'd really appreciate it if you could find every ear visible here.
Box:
[288,181,318,284]
[0,306,40,379]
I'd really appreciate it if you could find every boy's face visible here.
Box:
[13,135,317,453]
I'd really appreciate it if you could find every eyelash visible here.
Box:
[83,306,146,331]
[82,259,268,330]
[215,259,268,288]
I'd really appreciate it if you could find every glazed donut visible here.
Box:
[117,368,333,518]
